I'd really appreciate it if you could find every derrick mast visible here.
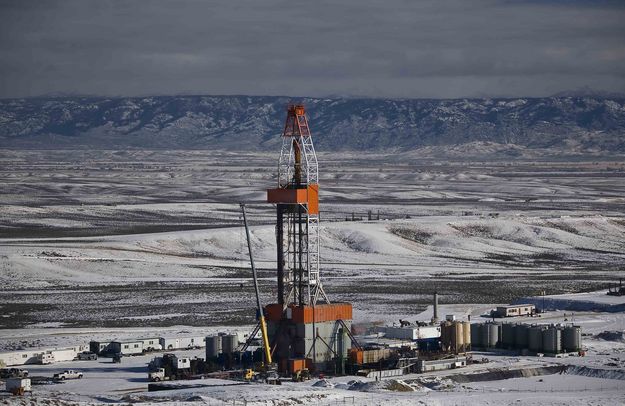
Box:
[264,104,352,372]
[267,104,328,306]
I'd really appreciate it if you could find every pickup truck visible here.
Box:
[76,351,98,360]
[53,370,83,380]
[0,368,29,378]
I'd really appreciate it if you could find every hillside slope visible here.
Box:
[1,95,624,152]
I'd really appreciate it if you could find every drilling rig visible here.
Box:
[267,104,327,306]
[265,104,354,374]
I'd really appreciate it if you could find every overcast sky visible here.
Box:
[1,0,624,99]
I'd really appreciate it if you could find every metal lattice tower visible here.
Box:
[267,104,328,306]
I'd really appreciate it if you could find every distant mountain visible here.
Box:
[1,95,624,153]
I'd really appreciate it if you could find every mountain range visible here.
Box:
[1,95,624,154]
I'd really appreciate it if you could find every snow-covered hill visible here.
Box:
[2,215,623,288]
[1,95,624,153]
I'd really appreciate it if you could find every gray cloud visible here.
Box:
[0,0,624,98]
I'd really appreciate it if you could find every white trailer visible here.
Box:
[173,355,191,369]
[46,348,77,363]
[178,336,205,349]
[38,353,54,364]
[0,350,44,366]
[160,336,205,350]
[159,337,180,350]
[382,325,441,340]
[1,347,79,366]
[417,356,467,373]
[495,304,535,317]
[111,340,144,355]
[72,344,90,353]
[139,338,162,352]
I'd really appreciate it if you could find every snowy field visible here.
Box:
[1,149,625,404]
[1,302,625,405]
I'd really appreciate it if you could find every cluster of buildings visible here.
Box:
[0,334,224,367]
[89,335,208,356]
[0,345,89,367]
[334,296,584,378]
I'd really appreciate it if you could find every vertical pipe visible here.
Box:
[276,205,285,305]
[293,139,302,185]
[292,210,297,302]
[433,292,439,324]
[298,206,304,305]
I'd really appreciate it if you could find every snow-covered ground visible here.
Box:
[519,290,625,312]
[1,151,625,404]
[2,297,625,405]
[1,213,623,330]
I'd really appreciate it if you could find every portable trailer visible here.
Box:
[110,340,144,355]
[0,350,42,366]
[41,348,77,363]
[139,338,162,352]
[159,337,180,350]
[90,341,114,356]
[178,336,205,349]
[494,304,535,318]
[0,347,78,366]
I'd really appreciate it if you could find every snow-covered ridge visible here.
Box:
[1,95,625,152]
[1,215,623,289]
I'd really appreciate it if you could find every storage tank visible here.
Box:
[528,325,544,352]
[492,323,501,347]
[502,323,515,348]
[441,321,466,353]
[481,322,500,348]
[562,325,582,352]
[471,323,481,348]
[463,322,471,351]
[454,321,465,353]
[221,334,239,354]
[514,324,529,349]
[542,325,562,354]
[205,335,222,358]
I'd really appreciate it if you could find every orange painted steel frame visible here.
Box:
[288,358,307,373]
[265,303,352,323]
[349,349,364,364]
[266,184,319,215]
